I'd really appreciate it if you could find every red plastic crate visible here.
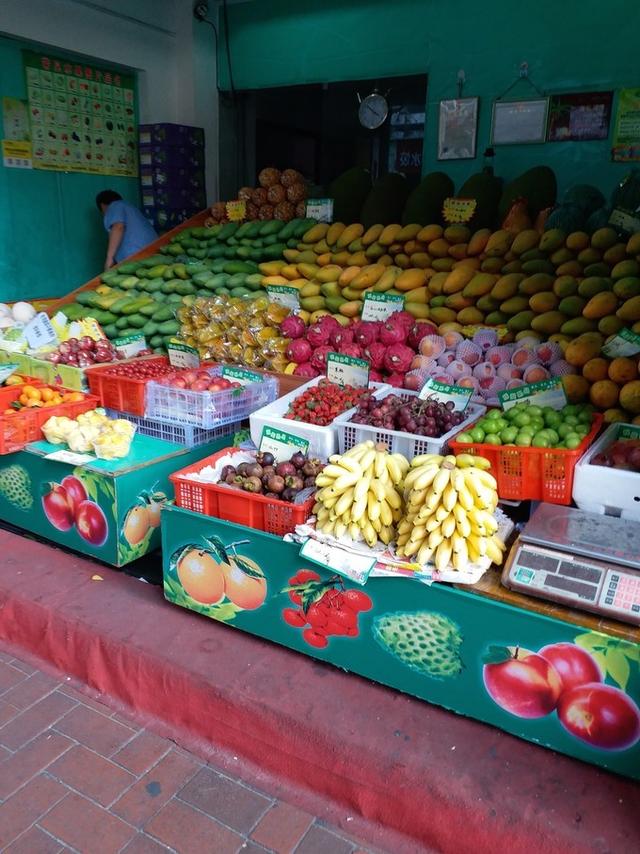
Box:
[0,387,100,454]
[85,356,170,416]
[449,414,603,504]
[170,447,315,535]
[0,379,44,409]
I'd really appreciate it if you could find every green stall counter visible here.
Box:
[0,434,230,566]
[161,504,640,781]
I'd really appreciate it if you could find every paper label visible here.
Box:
[226,200,246,221]
[44,449,94,464]
[499,377,568,411]
[0,363,19,383]
[305,198,334,223]
[326,352,370,388]
[443,197,477,223]
[361,292,404,322]
[300,538,375,586]
[259,425,309,462]
[167,342,200,368]
[112,334,146,358]
[602,327,640,357]
[222,366,263,386]
[419,378,472,411]
[266,286,300,311]
[609,208,640,235]
[24,312,57,349]
[617,425,640,441]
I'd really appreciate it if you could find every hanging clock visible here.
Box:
[358,90,389,130]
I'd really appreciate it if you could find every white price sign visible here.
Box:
[326,352,370,388]
[44,449,94,464]
[24,312,58,350]
[222,366,264,386]
[300,537,375,586]
[266,286,300,311]
[259,425,309,462]
[305,198,334,223]
[167,343,200,369]
[361,292,404,322]
[112,334,147,359]
[0,363,19,384]
[498,377,568,411]
[418,378,472,411]
[602,328,640,358]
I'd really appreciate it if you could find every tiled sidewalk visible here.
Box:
[0,646,378,854]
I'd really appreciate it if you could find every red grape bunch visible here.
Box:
[282,570,373,649]
[350,393,466,438]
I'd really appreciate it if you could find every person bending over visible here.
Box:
[96,190,157,270]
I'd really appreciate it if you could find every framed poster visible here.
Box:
[612,88,640,162]
[438,97,478,160]
[548,91,613,142]
[23,50,137,176]
[491,98,549,145]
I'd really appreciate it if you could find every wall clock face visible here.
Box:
[358,93,389,129]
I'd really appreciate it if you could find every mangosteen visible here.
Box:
[225,472,238,484]
[267,474,285,494]
[236,462,251,477]
[286,475,305,491]
[302,460,318,477]
[303,476,316,488]
[276,461,296,478]
[242,475,263,493]
[290,451,307,470]
[281,486,296,502]
[264,492,278,499]
[220,465,236,480]
[246,463,264,478]
[256,451,275,467]
[261,464,276,479]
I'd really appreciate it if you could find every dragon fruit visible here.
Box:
[280,315,306,340]
[407,321,437,350]
[293,362,320,378]
[369,368,384,383]
[330,326,354,349]
[319,314,340,332]
[339,343,363,358]
[380,317,408,345]
[363,341,386,370]
[383,343,414,374]
[392,310,415,331]
[306,322,331,347]
[353,321,380,348]
[286,338,312,363]
[311,345,333,372]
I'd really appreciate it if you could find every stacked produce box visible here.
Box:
[139,123,206,232]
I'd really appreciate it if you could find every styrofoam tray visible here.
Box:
[572,422,640,520]
[335,387,486,458]
[249,377,389,459]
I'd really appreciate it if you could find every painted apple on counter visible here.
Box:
[482,645,563,718]
[538,642,602,693]
[41,483,75,531]
[557,683,640,750]
[75,500,108,546]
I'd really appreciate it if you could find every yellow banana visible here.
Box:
[417,542,434,565]
[435,539,453,572]
[442,484,458,512]
[472,469,498,491]
[322,464,346,479]
[456,483,475,511]
[359,449,376,473]
[374,450,387,478]
[426,515,441,533]
[384,486,402,510]
[469,455,491,471]
[411,453,444,468]
[335,487,355,516]
[334,520,347,539]
[386,455,403,484]
[453,540,469,571]
[348,521,361,541]
[367,492,381,522]
[336,456,363,475]
[371,516,382,533]
[485,536,504,565]
[428,529,444,549]
[353,474,371,504]
[391,453,410,474]
[350,493,368,522]
[413,465,440,491]
[454,453,478,468]
[455,514,471,539]
[441,513,456,539]
[379,525,394,545]
[380,499,393,527]
[314,474,334,488]
[435,504,450,523]
[467,534,487,557]
[432,466,451,496]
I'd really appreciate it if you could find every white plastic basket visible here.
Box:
[145,367,277,429]
[249,376,389,459]
[335,388,486,458]
[105,409,245,448]
[572,422,640,520]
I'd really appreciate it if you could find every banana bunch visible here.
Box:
[396,452,505,571]
[312,440,407,548]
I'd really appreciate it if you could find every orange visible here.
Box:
[589,379,620,409]
[561,374,590,403]
[608,357,638,385]
[41,388,55,402]
[603,408,627,423]
[582,358,609,383]
[23,385,41,400]
[620,380,640,414]
[18,393,29,406]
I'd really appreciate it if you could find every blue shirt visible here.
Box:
[103,200,157,263]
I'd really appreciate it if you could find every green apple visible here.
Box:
[500,426,518,443]
[484,433,502,446]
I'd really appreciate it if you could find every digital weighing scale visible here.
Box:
[502,503,640,626]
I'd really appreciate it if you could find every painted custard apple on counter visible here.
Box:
[373,611,463,679]
[0,465,33,512]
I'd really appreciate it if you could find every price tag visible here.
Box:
[44,449,94,464]
[226,200,246,221]
[167,342,200,368]
[24,312,58,350]
[259,425,309,462]
[419,378,472,411]
[498,377,568,411]
[0,363,19,383]
[326,352,370,388]
[609,208,640,236]
[300,538,376,586]
[222,366,264,385]
[266,286,300,311]
[442,197,477,224]
[618,425,640,440]
[112,334,147,358]
[602,327,640,358]
[361,292,404,321]
[305,198,334,223]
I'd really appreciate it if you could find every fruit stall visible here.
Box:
[0,164,639,782]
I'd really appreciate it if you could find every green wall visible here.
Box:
[0,36,138,302]
[221,0,637,198]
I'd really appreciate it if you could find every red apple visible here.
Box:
[170,377,187,389]
[538,643,602,693]
[557,683,640,750]
[182,370,198,385]
[483,646,562,718]
[191,379,210,391]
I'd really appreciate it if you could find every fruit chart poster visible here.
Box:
[23,50,137,176]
